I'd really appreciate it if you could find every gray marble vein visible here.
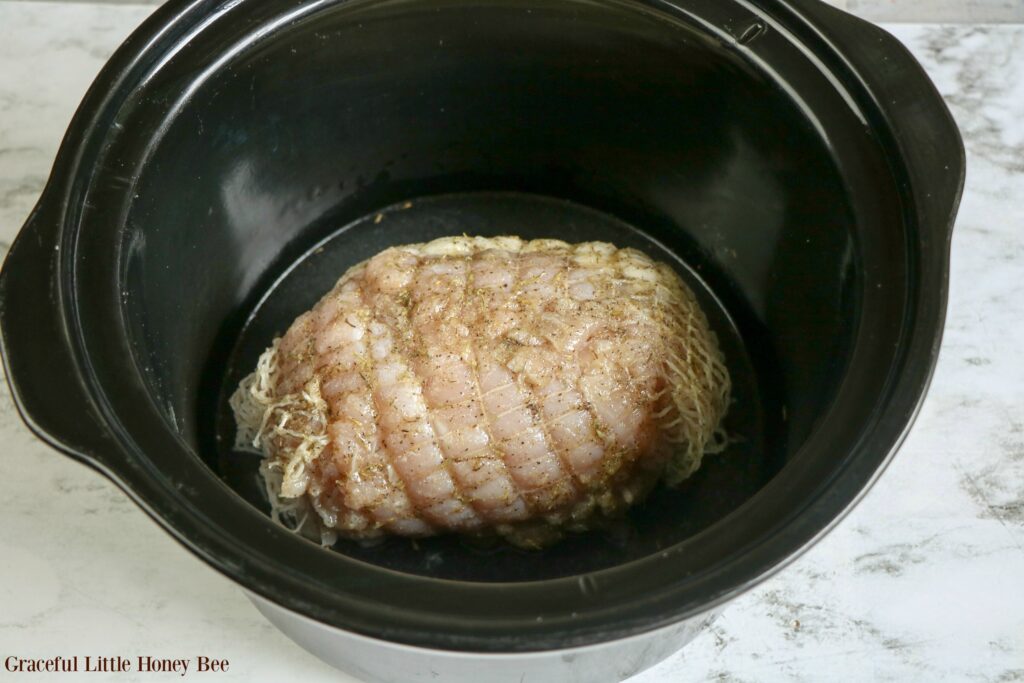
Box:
[845,0,1024,23]
[0,3,1022,682]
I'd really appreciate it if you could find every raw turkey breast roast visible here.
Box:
[231,236,731,547]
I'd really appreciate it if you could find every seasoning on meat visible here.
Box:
[231,236,730,547]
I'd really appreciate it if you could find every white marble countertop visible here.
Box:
[1,3,1022,681]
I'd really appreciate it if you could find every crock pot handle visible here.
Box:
[788,0,967,233]
[0,198,118,471]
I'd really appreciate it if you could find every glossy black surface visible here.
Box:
[0,0,963,652]
[123,0,861,581]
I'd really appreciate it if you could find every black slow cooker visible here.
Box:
[0,0,964,680]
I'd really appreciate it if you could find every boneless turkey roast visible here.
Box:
[232,236,730,547]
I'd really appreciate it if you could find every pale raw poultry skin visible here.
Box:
[233,236,730,548]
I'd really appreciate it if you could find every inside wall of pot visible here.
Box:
[113,0,872,580]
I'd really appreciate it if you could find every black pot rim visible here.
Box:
[0,0,964,653]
